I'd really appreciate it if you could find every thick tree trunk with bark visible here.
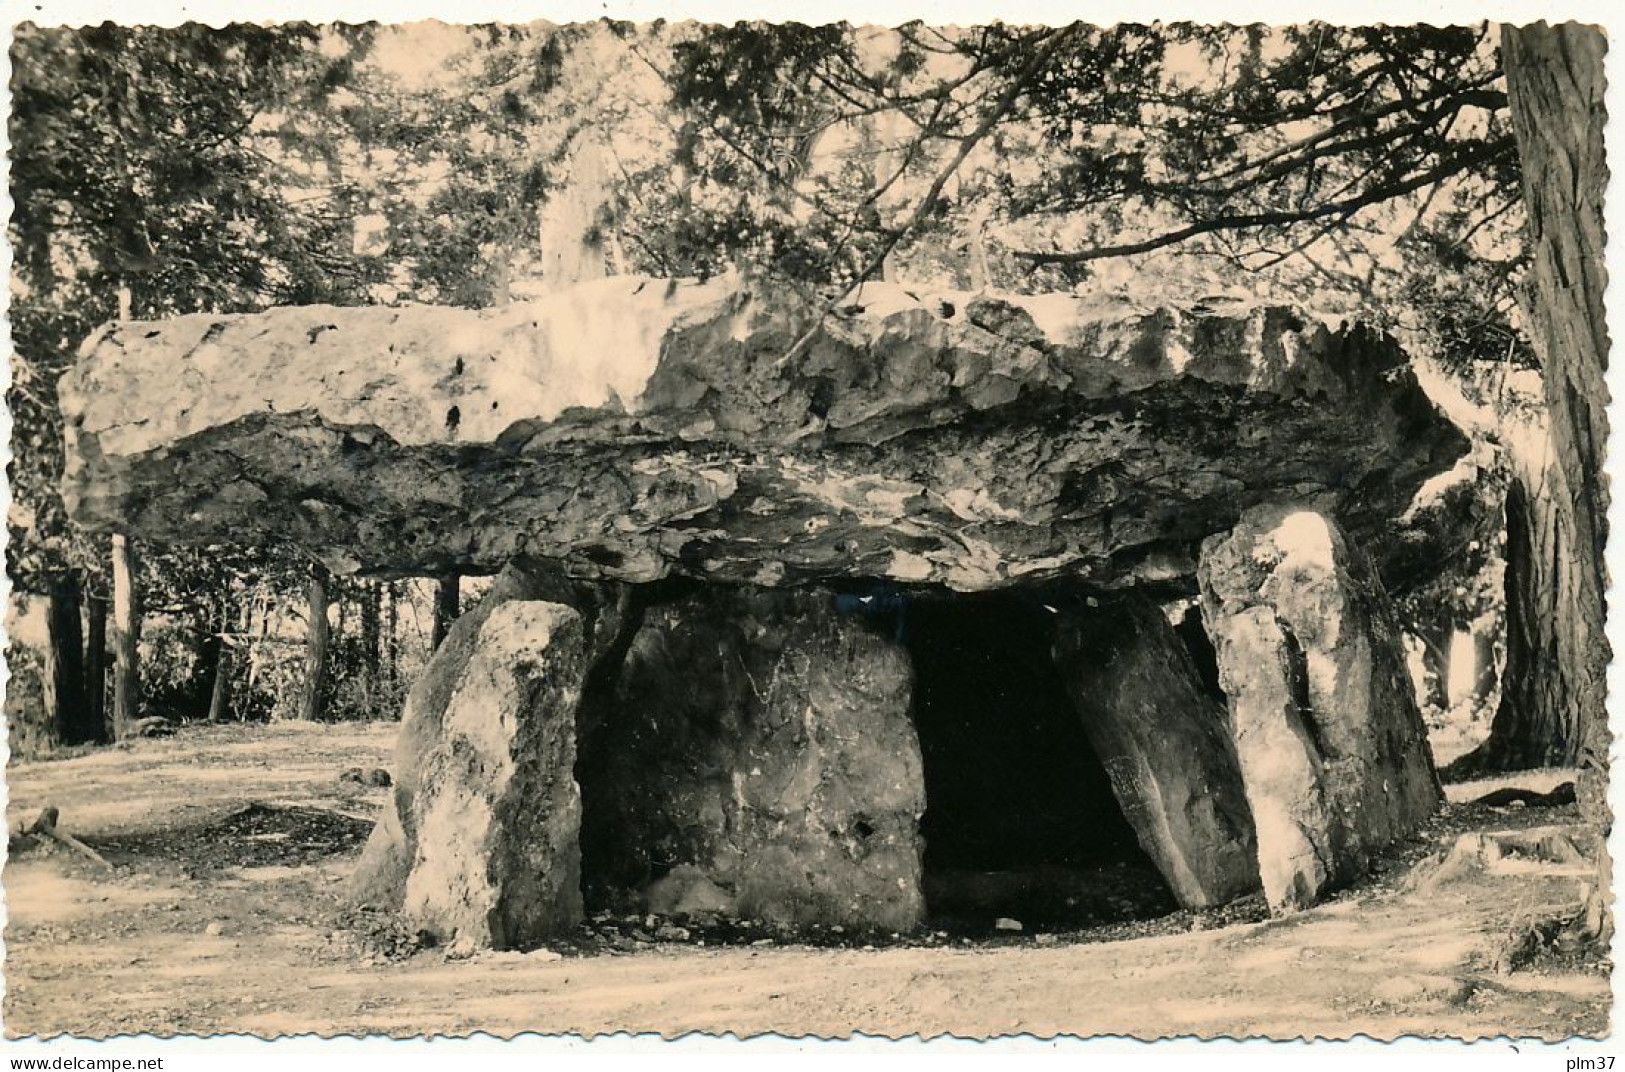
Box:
[299,565,332,721]
[1477,24,1610,773]
[110,534,141,740]
[1494,20,1610,946]
[1479,478,1582,767]
[42,575,93,745]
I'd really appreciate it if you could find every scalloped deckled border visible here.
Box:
[2,1,1621,1056]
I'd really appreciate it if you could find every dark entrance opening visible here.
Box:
[898,590,1176,929]
[1173,600,1227,706]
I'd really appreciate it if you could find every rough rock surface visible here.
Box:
[1198,505,1442,913]
[351,561,628,910]
[61,277,1465,591]
[401,600,587,950]
[1053,595,1260,908]
[581,585,925,931]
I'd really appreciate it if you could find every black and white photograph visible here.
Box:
[0,7,1615,1046]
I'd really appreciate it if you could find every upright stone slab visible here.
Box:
[402,601,588,950]
[1053,595,1260,908]
[1200,603,1339,912]
[1199,504,1442,913]
[351,561,630,911]
[585,585,925,932]
[354,564,550,907]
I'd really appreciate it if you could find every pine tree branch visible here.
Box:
[1186,74,1499,190]
[1163,87,1505,201]
[1014,134,1516,266]
[775,22,1083,368]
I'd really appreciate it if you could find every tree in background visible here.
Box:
[7,22,379,742]
[1482,25,1609,777]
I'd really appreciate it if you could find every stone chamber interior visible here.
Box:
[571,579,1181,932]
[899,590,1175,928]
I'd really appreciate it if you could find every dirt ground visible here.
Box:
[2,722,1611,1040]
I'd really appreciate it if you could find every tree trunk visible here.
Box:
[492,255,513,306]
[536,134,612,292]
[431,573,461,651]
[384,581,401,705]
[360,580,382,712]
[1477,479,1569,766]
[299,564,332,721]
[1472,625,1500,705]
[110,534,142,740]
[42,575,92,746]
[240,599,261,715]
[199,589,233,723]
[84,591,108,742]
[1414,621,1453,713]
[1478,24,1610,773]
[1495,20,1610,945]
[207,645,233,723]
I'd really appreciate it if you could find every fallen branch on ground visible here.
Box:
[1471,782,1578,808]
[126,715,174,738]
[19,805,114,871]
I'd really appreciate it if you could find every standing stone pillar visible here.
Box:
[1199,504,1441,913]
[586,586,925,932]
[353,563,562,908]
[351,560,630,945]
[403,601,587,950]
[1054,595,1259,908]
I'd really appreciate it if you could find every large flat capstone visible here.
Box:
[61,276,1465,591]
